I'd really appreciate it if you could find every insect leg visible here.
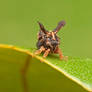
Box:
[54,47,64,60]
[35,46,45,55]
[57,48,64,60]
[55,47,68,61]
[43,49,50,58]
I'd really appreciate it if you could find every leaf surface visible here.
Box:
[0,44,91,92]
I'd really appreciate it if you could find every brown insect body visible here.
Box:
[37,31,59,53]
[35,20,66,60]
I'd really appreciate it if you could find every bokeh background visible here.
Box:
[0,0,92,58]
[0,0,92,92]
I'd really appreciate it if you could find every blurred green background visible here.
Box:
[0,0,92,58]
[0,0,92,92]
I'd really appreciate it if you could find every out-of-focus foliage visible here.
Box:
[0,0,92,58]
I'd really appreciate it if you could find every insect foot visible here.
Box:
[62,56,68,61]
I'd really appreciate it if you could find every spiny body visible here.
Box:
[35,20,66,60]
[37,30,60,53]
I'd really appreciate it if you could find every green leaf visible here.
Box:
[0,44,91,92]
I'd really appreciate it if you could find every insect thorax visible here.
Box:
[37,30,60,53]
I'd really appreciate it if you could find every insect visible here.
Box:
[35,20,66,60]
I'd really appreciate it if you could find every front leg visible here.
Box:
[35,46,45,55]
[55,47,68,61]
[54,47,64,60]
[57,48,64,60]
[43,49,50,58]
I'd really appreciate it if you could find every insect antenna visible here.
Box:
[53,20,66,33]
[37,21,48,34]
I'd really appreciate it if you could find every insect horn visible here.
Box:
[37,21,48,34]
[53,20,66,33]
